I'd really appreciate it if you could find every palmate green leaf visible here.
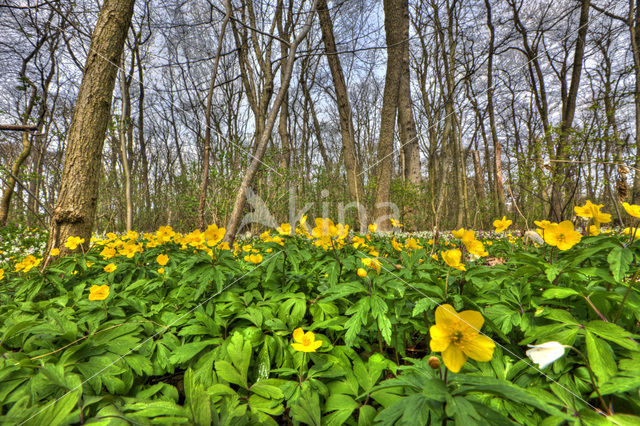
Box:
[585,331,617,384]
[215,360,247,389]
[374,393,432,425]
[585,321,640,351]
[226,332,251,378]
[169,339,220,365]
[289,389,322,426]
[607,246,633,283]
[452,375,570,420]
[23,389,80,426]
[445,394,481,425]
[184,368,212,426]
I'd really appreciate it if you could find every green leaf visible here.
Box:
[184,368,212,426]
[585,331,617,384]
[215,360,247,389]
[586,321,640,350]
[542,288,580,299]
[289,389,322,426]
[169,339,219,365]
[226,332,251,378]
[607,246,633,282]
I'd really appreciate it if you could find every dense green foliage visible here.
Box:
[1,224,639,425]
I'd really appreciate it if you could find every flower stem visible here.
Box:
[569,346,610,415]
[614,270,638,324]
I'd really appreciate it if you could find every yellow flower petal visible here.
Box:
[293,327,304,343]
[435,304,458,329]
[429,325,450,352]
[442,344,467,373]
[458,310,484,332]
[462,334,495,362]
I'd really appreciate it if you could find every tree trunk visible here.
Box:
[316,0,366,230]
[549,0,590,220]
[46,0,134,256]
[119,54,133,231]
[373,0,406,231]
[225,0,317,242]
[198,1,230,230]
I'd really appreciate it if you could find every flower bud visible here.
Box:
[428,356,441,369]
[357,268,367,278]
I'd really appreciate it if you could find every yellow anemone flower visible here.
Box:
[588,224,600,236]
[104,263,117,273]
[493,216,512,233]
[465,239,488,257]
[441,249,466,271]
[429,304,495,373]
[0,268,4,280]
[50,248,60,256]
[574,200,611,225]
[357,268,367,278]
[204,224,226,244]
[361,257,382,274]
[157,254,169,266]
[64,236,85,250]
[368,223,378,233]
[89,284,110,301]
[622,202,640,218]
[291,328,322,352]
[544,221,581,250]
[276,223,292,235]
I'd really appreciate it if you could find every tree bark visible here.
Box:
[46,0,134,256]
[373,0,406,231]
[316,0,366,230]
[549,0,590,220]
[198,0,230,230]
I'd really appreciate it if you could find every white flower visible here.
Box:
[524,230,544,245]
[526,341,567,369]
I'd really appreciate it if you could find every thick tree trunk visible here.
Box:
[316,0,366,230]
[373,0,406,231]
[46,0,134,256]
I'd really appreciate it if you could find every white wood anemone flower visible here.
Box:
[526,341,568,369]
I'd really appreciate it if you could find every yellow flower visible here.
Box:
[464,239,488,257]
[158,268,165,274]
[368,223,377,233]
[157,254,169,266]
[352,235,366,249]
[50,248,60,256]
[86,262,94,268]
[104,263,117,273]
[623,227,640,238]
[390,218,403,228]
[276,223,292,235]
[89,284,110,301]
[451,228,467,239]
[534,220,552,238]
[357,268,367,278]
[429,304,495,372]
[244,253,263,264]
[204,224,226,245]
[404,238,422,251]
[493,216,512,233]
[15,255,41,273]
[156,225,176,242]
[442,249,466,271]
[0,268,4,280]
[391,238,403,251]
[622,202,640,218]
[574,200,611,225]
[291,328,322,352]
[544,221,581,250]
[361,257,381,274]
[64,236,85,250]
[100,247,116,260]
[589,224,600,236]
